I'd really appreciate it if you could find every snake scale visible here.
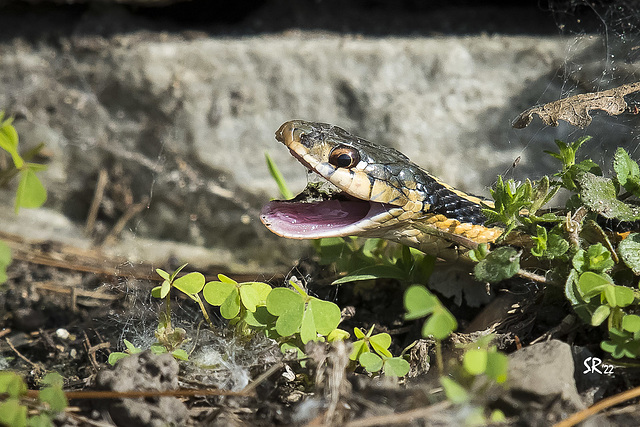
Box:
[260,120,506,261]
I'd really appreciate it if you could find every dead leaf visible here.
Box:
[512,82,640,129]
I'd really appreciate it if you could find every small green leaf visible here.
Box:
[108,352,129,365]
[123,339,141,354]
[327,328,350,342]
[0,115,23,169]
[155,268,170,281]
[485,351,509,383]
[217,273,237,284]
[170,263,189,280]
[614,147,640,196]
[350,339,369,361]
[353,327,366,340]
[359,351,383,373]
[240,282,272,312]
[151,286,162,299]
[266,288,305,337]
[383,357,410,377]
[474,246,520,283]
[564,269,581,305]
[220,289,241,319]
[622,314,640,333]
[0,240,10,285]
[404,285,439,320]
[490,409,507,423]
[308,298,341,335]
[314,237,350,266]
[299,306,316,343]
[203,281,236,306]
[604,285,635,308]
[422,308,457,340]
[579,172,640,221]
[265,152,294,200]
[548,233,569,257]
[150,344,167,354]
[463,348,488,376]
[440,377,469,404]
[41,372,64,388]
[332,264,408,284]
[585,244,615,273]
[601,328,640,359]
[619,233,640,275]
[578,271,611,300]
[0,371,27,397]
[591,305,611,326]
[26,414,52,427]
[172,272,205,295]
[171,349,189,361]
[39,386,68,413]
[0,398,27,427]
[15,168,47,214]
[369,333,393,358]
[160,280,171,298]
[530,225,548,258]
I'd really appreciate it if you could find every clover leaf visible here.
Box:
[203,274,272,320]
[404,285,457,340]
[265,282,341,343]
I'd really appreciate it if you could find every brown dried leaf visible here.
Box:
[512,82,640,129]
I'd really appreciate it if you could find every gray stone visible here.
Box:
[508,340,583,410]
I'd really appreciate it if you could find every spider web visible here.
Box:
[501,0,640,184]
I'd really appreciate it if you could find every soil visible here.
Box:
[2,229,640,426]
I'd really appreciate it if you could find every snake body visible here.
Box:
[260,120,504,260]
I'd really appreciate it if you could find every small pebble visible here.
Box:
[56,328,70,339]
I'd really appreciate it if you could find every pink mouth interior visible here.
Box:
[260,199,387,238]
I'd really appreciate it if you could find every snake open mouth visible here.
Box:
[260,183,396,239]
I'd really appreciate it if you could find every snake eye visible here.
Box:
[329,146,360,169]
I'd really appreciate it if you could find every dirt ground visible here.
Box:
[2,229,640,426]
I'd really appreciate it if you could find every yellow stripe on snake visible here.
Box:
[260,120,505,261]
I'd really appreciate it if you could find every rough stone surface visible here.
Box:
[508,340,583,407]
[503,340,588,425]
[96,350,189,427]
[1,15,638,269]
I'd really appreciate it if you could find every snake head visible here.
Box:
[261,120,498,259]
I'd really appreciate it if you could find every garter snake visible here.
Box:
[260,120,506,261]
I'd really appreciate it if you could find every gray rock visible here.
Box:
[96,350,189,427]
[502,340,610,427]
[508,340,583,410]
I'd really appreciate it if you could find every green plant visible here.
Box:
[349,325,410,376]
[438,335,508,425]
[108,263,216,363]
[0,371,67,427]
[0,240,10,286]
[265,280,342,345]
[0,112,48,214]
[0,113,48,286]
[203,274,273,327]
[265,152,294,199]
[477,137,640,360]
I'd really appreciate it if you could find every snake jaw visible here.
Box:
[262,120,406,239]
[260,177,401,239]
[260,197,398,239]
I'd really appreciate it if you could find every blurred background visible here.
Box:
[1,0,639,272]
